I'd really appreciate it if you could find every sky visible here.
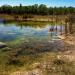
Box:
[0,0,75,7]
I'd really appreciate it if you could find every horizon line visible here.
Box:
[0,4,75,7]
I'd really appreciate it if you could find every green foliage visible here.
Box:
[0,4,75,15]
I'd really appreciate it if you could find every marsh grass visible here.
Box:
[0,46,75,75]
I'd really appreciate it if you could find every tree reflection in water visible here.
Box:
[65,15,75,35]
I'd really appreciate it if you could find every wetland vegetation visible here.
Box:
[0,4,75,75]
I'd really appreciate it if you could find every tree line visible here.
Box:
[0,4,75,15]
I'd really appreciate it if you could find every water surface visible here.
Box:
[0,22,65,43]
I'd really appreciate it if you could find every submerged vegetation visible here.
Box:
[0,21,75,75]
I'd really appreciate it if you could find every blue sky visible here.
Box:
[0,0,75,7]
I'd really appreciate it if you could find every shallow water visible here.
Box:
[0,22,65,42]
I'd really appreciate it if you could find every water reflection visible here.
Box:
[0,21,74,42]
[65,22,75,35]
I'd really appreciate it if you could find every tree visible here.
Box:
[38,4,48,15]
[0,4,75,15]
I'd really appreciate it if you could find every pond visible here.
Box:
[0,22,65,43]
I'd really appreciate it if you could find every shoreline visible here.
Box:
[0,14,69,24]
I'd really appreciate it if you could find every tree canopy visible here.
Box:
[0,4,75,15]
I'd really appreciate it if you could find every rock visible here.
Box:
[0,42,7,48]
